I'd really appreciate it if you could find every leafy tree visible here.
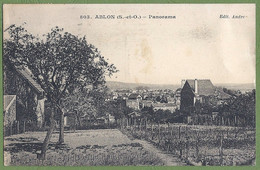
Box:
[4,25,117,159]
[155,96,161,102]
[223,88,241,97]
[61,88,98,129]
[221,89,255,126]
[105,99,133,121]
[160,95,168,103]
[141,106,154,120]
[90,86,110,117]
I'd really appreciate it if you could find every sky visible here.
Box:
[3,4,256,85]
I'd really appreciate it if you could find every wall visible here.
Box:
[126,99,140,110]
[4,95,16,126]
[180,82,195,111]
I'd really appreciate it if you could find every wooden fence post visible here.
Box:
[195,132,199,161]
[23,121,26,133]
[158,123,161,144]
[178,126,181,139]
[226,129,229,138]
[17,121,20,134]
[171,125,173,137]
[167,123,170,136]
[10,122,13,136]
[219,131,224,166]
[145,118,147,130]
[186,136,189,160]
[178,126,182,157]
[120,118,122,129]
[140,119,142,131]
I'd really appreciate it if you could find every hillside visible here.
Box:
[106,81,180,90]
[106,81,255,92]
[215,83,255,92]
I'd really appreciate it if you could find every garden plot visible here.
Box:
[4,129,165,166]
[121,123,256,166]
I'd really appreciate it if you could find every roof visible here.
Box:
[16,67,44,94]
[4,95,16,111]
[186,79,215,96]
[184,79,231,99]
[142,100,153,104]
[128,112,141,117]
[214,89,232,99]
[128,93,142,100]
[153,103,176,107]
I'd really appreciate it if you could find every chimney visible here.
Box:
[181,79,186,88]
[195,79,198,94]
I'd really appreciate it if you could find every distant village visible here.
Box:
[100,79,254,127]
[106,79,238,113]
[3,64,255,135]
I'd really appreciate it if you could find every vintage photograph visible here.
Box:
[3,4,255,166]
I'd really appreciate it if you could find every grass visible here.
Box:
[4,129,164,166]
[7,144,163,166]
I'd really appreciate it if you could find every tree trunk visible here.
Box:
[38,108,55,160]
[77,114,82,129]
[58,111,65,144]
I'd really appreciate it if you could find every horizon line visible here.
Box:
[105,80,255,86]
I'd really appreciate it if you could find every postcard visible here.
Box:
[3,4,255,166]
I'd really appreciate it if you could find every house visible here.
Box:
[180,79,230,111]
[64,112,77,129]
[167,96,175,103]
[4,65,46,128]
[175,88,182,109]
[141,100,153,108]
[4,95,16,126]
[126,93,142,110]
[128,111,141,118]
[153,103,177,112]
[105,114,116,124]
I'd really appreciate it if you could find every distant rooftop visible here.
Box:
[185,79,215,96]
[184,79,231,99]
[128,93,142,100]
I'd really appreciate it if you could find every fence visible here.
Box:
[4,120,38,137]
[119,117,255,166]
[187,114,255,127]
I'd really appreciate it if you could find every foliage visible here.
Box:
[218,89,255,127]
[140,106,184,123]
[61,88,97,128]
[122,122,255,166]
[3,24,118,157]
[105,100,133,120]
[223,88,241,97]
[192,90,255,127]
[4,24,117,110]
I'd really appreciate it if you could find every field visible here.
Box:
[4,124,255,166]
[120,122,256,166]
[4,129,171,166]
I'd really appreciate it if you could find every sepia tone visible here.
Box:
[3,4,255,166]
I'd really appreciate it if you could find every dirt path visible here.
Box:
[118,129,187,166]
[133,138,187,166]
